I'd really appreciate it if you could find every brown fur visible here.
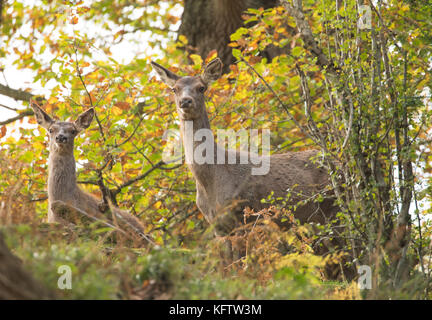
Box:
[151,58,339,234]
[152,59,356,279]
[30,101,147,240]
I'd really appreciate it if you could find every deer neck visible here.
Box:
[48,146,78,201]
[179,108,217,191]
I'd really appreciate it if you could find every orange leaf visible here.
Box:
[114,101,130,110]
[224,113,232,123]
[205,50,218,63]
[45,104,55,113]
[0,126,6,138]
[48,96,58,104]
[249,56,262,65]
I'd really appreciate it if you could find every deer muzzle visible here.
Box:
[56,135,68,144]
[180,97,193,109]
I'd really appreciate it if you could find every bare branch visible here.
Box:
[0,109,33,126]
[77,179,99,185]
[29,196,48,202]
[111,160,182,196]
[0,0,3,27]
[0,103,19,112]
[73,43,106,142]
[0,83,33,102]
[114,115,145,148]
[284,0,339,76]
[240,57,312,140]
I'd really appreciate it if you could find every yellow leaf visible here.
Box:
[32,141,45,151]
[48,96,58,104]
[189,54,202,67]
[178,35,188,45]
[105,91,115,101]
[111,106,123,116]
[401,4,409,11]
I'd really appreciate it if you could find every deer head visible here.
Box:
[151,58,223,120]
[30,100,94,154]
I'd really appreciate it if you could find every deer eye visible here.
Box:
[71,129,77,135]
[49,128,54,133]
[198,86,206,93]
[171,87,177,94]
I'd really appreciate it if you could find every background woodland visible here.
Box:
[0,0,432,299]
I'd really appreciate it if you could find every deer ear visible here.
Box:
[75,108,94,131]
[201,58,222,84]
[30,99,54,130]
[151,61,179,88]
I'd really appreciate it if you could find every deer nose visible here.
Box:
[180,97,193,109]
[56,135,67,143]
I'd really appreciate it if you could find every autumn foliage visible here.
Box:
[0,0,432,299]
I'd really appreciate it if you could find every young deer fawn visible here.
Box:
[152,58,353,278]
[30,101,148,242]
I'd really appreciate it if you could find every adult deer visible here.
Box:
[30,101,149,243]
[151,58,341,236]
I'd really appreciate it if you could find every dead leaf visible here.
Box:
[0,126,6,138]
[114,102,130,110]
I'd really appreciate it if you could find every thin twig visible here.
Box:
[240,57,312,140]
[0,109,33,126]
[111,160,182,196]
[114,115,145,148]
[73,41,105,142]
[0,103,19,112]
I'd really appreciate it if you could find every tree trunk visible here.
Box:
[178,0,279,72]
[0,233,54,299]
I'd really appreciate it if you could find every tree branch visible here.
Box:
[0,109,34,126]
[284,1,340,76]
[240,57,312,141]
[0,83,33,101]
[114,115,145,148]
[111,160,182,196]
[73,43,106,142]
[0,103,19,111]
[0,0,3,28]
